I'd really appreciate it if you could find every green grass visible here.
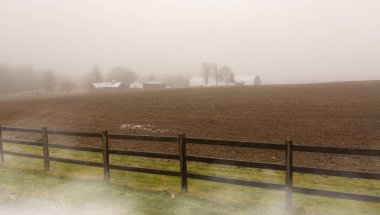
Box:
[0,143,379,215]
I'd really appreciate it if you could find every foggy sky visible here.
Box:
[0,0,379,84]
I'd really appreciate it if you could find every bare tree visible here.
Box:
[201,62,219,86]
[108,67,137,88]
[254,75,262,85]
[0,64,43,95]
[43,71,57,92]
[92,65,103,82]
[201,62,218,86]
[86,66,103,90]
[219,65,235,85]
[211,63,218,86]
[201,62,210,87]
[60,80,76,93]
[148,73,156,81]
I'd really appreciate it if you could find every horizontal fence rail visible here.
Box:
[293,166,380,180]
[187,155,286,170]
[49,144,103,153]
[48,130,102,138]
[109,164,180,177]
[3,139,43,147]
[186,137,286,150]
[109,149,179,160]
[1,127,42,134]
[3,150,45,159]
[293,145,380,156]
[109,134,178,142]
[293,187,380,203]
[187,173,286,191]
[49,157,103,168]
[0,125,379,209]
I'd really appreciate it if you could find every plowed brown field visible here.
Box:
[1,81,379,172]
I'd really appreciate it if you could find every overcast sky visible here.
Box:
[0,0,379,84]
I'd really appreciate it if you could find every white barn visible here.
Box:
[189,76,230,87]
[92,80,122,89]
[129,81,143,89]
[189,75,258,87]
[234,75,256,85]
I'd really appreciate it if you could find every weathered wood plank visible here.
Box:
[293,145,380,156]
[102,131,110,181]
[48,130,102,137]
[49,157,103,167]
[108,134,178,142]
[285,141,294,209]
[187,156,285,170]
[42,127,50,171]
[187,173,285,190]
[0,124,4,162]
[3,150,44,159]
[293,187,380,203]
[293,166,380,180]
[49,144,102,152]
[109,164,180,176]
[1,127,42,134]
[2,139,43,147]
[109,149,178,160]
[179,134,188,192]
[186,138,286,150]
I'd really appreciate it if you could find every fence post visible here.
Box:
[42,127,50,171]
[179,134,188,192]
[285,140,293,210]
[0,124,4,163]
[102,131,110,181]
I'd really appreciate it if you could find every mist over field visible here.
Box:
[1,1,380,215]
[0,0,379,85]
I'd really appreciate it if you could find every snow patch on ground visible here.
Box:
[120,124,175,133]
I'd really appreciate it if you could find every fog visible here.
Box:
[0,0,379,84]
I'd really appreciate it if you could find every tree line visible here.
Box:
[0,62,261,95]
[85,66,138,90]
[0,64,76,95]
[200,62,261,86]
[201,62,235,86]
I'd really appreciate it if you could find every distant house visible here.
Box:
[189,76,207,87]
[189,76,230,87]
[92,80,122,90]
[234,75,256,86]
[129,81,143,89]
[142,82,167,89]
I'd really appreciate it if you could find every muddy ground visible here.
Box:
[0,81,379,172]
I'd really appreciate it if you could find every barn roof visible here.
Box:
[234,75,256,85]
[142,81,166,85]
[130,81,143,88]
[92,81,122,88]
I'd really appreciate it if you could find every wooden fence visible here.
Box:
[0,125,379,208]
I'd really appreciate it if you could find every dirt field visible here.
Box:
[0,81,379,172]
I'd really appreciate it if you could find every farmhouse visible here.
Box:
[129,81,143,89]
[189,76,229,87]
[92,80,122,90]
[190,75,260,87]
[234,75,256,85]
[142,81,167,89]
[189,76,206,87]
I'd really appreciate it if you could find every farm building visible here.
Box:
[129,81,143,89]
[142,82,167,89]
[189,76,235,87]
[92,80,122,90]
[234,75,257,85]
[189,76,206,87]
